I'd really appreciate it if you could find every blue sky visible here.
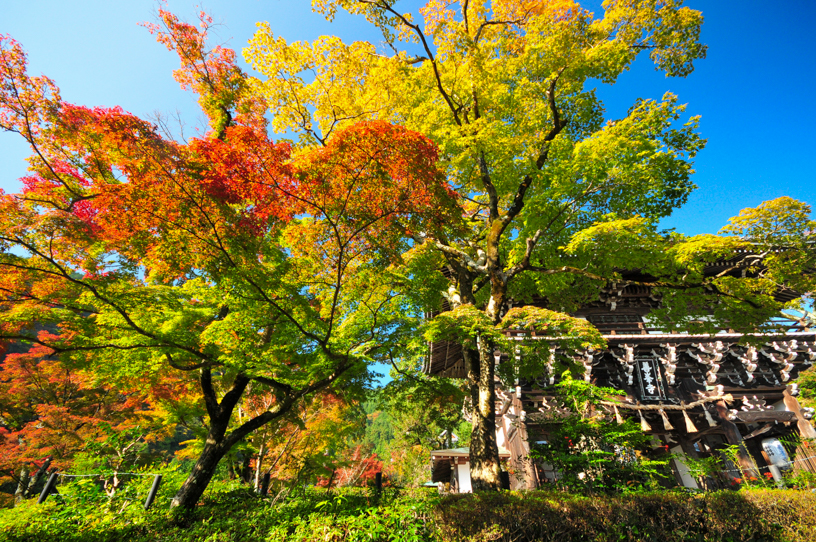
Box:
[1,0,814,235]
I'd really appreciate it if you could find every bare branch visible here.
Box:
[474,18,525,43]
[505,228,544,279]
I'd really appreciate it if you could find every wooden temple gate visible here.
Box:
[427,280,816,491]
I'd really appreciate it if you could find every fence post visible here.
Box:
[37,472,59,504]
[375,472,382,492]
[143,474,162,510]
[260,472,271,497]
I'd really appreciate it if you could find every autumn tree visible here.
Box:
[236,389,367,490]
[246,0,816,490]
[0,9,454,509]
[0,336,160,504]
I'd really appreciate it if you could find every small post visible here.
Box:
[37,472,59,504]
[143,474,162,510]
[375,472,382,492]
[260,472,271,497]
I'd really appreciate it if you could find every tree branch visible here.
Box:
[200,367,219,421]
[366,0,464,126]
[432,241,487,274]
[490,68,569,249]
[505,229,544,279]
[250,375,294,395]
[165,352,222,371]
[218,374,251,420]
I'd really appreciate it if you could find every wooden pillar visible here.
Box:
[671,432,704,489]
[506,393,538,490]
[714,400,760,479]
[782,388,816,474]
[783,388,816,439]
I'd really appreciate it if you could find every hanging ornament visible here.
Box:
[639,410,652,432]
[614,404,624,424]
[704,408,718,427]
[682,410,698,433]
[659,409,674,430]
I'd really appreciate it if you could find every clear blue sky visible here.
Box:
[1,0,814,235]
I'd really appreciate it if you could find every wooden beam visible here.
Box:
[783,387,816,439]
[734,411,796,424]
[714,400,761,479]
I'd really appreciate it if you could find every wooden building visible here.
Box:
[427,277,816,491]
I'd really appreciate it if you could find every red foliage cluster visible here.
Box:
[0,335,155,481]
[0,7,456,501]
[1,18,453,278]
[317,444,384,488]
[143,7,268,133]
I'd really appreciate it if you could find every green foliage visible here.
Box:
[422,304,502,345]
[797,366,816,409]
[530,375,671,493]
[362,398,395,461]
[369,370,467,487]
[0,470,438,542]
[498,308,606,385]
[499,307,605,350]
[649,196,816,334]
[72,424,151,473]
[720,197,816,247]
[678,454,722,487]
[6,482,816,542]
[425,306,607,388]
[783,469,816,491]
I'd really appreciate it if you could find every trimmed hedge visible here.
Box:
[1,483,815,541]
[434,489,816,542]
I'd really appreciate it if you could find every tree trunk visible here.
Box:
[168,362,343,509]
[254,442,267,491]
[466,341,502,490]
[15,457,52,504]
[14,465,29,505]
[170,437,229,509]
[170,370,248,510]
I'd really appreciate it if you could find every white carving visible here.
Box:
[654,344,678,386]
[612,344,636,385]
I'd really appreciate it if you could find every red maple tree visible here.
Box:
[0,9,454,509]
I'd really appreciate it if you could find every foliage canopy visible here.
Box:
[245,0,814,489]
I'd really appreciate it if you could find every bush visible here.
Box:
[0,469,437,542]
[2,471,815,542]
[433,489,816,542]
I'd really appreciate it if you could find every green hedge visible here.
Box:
[1,481,815,542]
[0,483,437,542]
[434,489,816,542]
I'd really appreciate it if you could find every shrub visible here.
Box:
[2,474,815,542]
[433,489,816,542]
[0,470,437,542]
